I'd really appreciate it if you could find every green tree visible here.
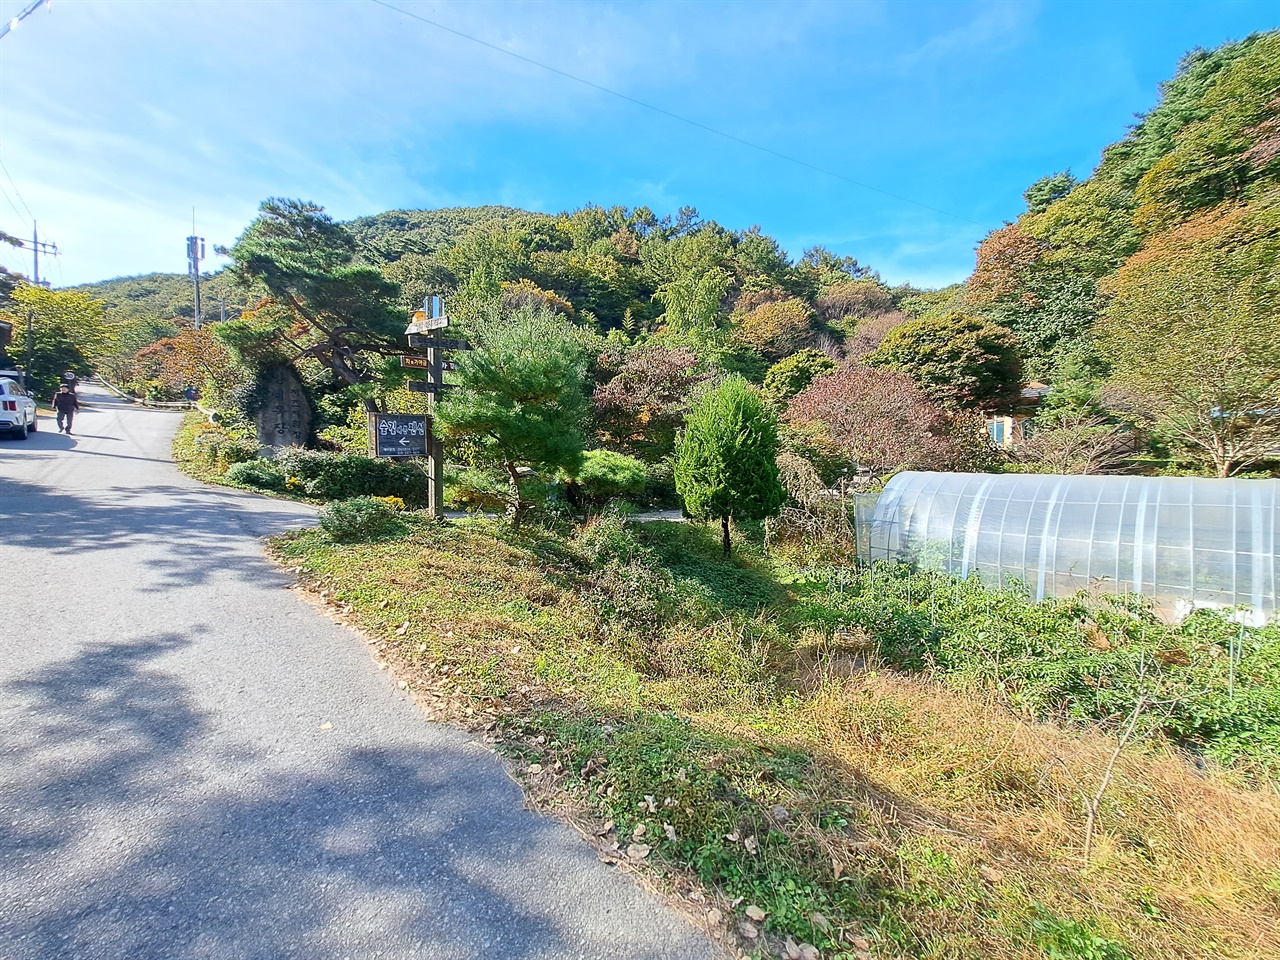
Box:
[762,349,837,407]
[1133,33,1280,233]
[225,198,403,411]
[0,285,114,394]
[867,312,1023,413]
[674,377,784,556]
[1024,170,1077,214]
[1096,195,1280,476]
[435,304,589,524]
[1022,179,1142,277]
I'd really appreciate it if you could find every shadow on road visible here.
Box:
[0,476,315,592]
[0,634,582,960]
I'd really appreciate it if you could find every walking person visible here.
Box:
[52,384,80,434]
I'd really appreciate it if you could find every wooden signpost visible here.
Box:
[369,294,468,519]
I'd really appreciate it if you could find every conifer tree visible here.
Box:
[674,377,784,556]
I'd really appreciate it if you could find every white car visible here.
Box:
[0,376,38,440]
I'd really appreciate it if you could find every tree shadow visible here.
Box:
[0,635,715,960]
[0,476,318,592]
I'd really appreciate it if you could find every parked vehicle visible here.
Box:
[0,375,37,439]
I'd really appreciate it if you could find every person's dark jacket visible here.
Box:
[52,391,80,414]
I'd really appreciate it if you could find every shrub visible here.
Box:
[319,496,406,542]
[575,449,646,508]
[172,414,259,477]
[762,349,837,407]
[225,459,285,491]
[446,466,511,512]
[272,448,426,504]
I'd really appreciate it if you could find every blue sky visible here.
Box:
[0,0,1274,289]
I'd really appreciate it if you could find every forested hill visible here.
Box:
[958,29,1280,475]
[72,201,923,342]
[964,31,1279,384]
[345,205,529,262]
[69,207,530,325]
[63,30,1280,477]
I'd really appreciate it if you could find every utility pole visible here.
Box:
[186,226,205,329]
[22,221,57,384]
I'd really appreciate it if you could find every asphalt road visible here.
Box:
[0,386,720,960]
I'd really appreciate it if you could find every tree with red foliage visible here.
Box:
[592,343,708,459]
[786,364,978,478]
[131,327,241,399]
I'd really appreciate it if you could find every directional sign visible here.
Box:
[405,312,449,335]
[440,360,459,372]
[407,334,472,351]
[399,355,431,369]
[371,413,428,458]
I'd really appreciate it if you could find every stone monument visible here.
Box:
[254,364,312,452]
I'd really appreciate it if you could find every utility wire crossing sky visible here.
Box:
[0,0,1274,288]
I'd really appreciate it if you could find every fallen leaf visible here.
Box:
[809,912,830,931]
[978,865,1004,884]
[738,920,759,940]
[377,599,389,609]
[849,935,870,950]
[725,832,740,843]
[771,804,790,822]
[745,904,766,922]
[632,823,646,841]
[626,843,651,860]
[798,946,820,960]
[595,820,615,837]
[663,823,677,842]
[743,835,759,855]
[706,908,722,925]
[527,763,543,775]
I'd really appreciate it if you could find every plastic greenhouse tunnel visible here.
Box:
[858,472,1279,622]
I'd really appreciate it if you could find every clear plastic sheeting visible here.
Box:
[860,472,1279,619]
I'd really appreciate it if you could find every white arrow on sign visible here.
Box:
[399,436,411,446]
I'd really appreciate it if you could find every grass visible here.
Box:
[267,511,1280,960]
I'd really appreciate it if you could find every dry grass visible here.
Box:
[733,672,1280,958]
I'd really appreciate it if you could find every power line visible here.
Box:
[0,180,28,229]
[0,155,36,224]
[367,0,983,227]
